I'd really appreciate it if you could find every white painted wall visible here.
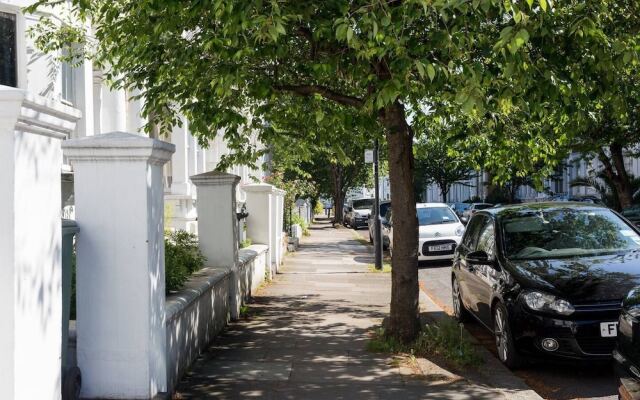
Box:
[0,88,80,400]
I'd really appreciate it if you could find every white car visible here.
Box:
[386,203,465,261]
[417,203,465,261]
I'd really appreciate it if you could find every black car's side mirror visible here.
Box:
[467,250,493,265]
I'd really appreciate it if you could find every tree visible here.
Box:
[264,98,374,224]
[414,132,475,203]
[571,170,640,211]
[29,0,639,342]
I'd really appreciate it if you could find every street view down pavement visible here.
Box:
[175,218,540,399]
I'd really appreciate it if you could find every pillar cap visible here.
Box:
[0,86,81,139]
[242,183,286,195]
[62,131,175,165]
[242,183,276,193]
[191,171,240,187]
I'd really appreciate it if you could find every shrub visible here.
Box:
[291,213,310,236]
[314,200,324,215]
[240,238,252,248]
[165,230,206,292]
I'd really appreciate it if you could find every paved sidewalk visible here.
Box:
[175,219,520,399]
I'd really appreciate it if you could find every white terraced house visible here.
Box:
[0,0,273,231]
[1,2,287,399]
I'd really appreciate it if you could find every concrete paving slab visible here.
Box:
[175,219,536,400]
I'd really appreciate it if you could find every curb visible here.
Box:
[418,288,544,400]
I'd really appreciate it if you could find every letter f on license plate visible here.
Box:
[600,322,618,337]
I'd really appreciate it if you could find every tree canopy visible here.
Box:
[28,0,640,342]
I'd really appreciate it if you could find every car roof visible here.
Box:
[416,202,450,208]
[478,201,608,217]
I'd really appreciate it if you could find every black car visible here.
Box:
[615,288,640,400]
[452,202,640,368]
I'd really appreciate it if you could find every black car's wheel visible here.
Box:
[493,302,521,369]
[452,276,470,322]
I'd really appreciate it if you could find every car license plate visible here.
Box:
[600,322,618,337]
[428,244,453,252]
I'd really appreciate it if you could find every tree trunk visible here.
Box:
[331,164,345,223]
[381,101,419,343]
[599,146,633,210]
[610,143,634,209]
[439,182,450,203]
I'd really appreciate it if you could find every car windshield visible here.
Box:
[352,199,374,209]
[418,207,458,225]
[501,208,640,260]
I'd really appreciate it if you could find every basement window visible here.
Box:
[0,11,17,87]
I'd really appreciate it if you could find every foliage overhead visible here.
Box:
[413,120,476,202]
[26,0,638,181]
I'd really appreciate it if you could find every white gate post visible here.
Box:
[273,189,286,270]
[0,88,80,400]
[243,184,275,277]
[191,171,241,317]
[63,132,174,399]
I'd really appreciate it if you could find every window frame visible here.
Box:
[0,4,26,89]
[0,10,17,87]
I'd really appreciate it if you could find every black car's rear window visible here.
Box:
[501,208,640,260]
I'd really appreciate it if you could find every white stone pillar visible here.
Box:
[169,121,190,196]
[273,190,286,270]
[191,171,240,267]
[100,86,127,133]
[63,132,174,399]
[0,88,80,400]
[243,184,275,276]
[191,171,242,317]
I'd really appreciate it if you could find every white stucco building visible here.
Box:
[0,0,269,233]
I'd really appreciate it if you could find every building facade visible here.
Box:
[1,0,269,232]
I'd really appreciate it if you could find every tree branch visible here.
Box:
[273,84,364,108]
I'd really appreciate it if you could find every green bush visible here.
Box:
[165,230,206,292]
[291,213,310,236]
[314,200,324,215]
[240,238,252,248]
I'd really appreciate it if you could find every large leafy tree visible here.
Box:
[266,99,373,224]
[29,0,639,342]
[414,134,475,203]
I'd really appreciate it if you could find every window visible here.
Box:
[61,60,76,104]
[417,207,458,226]
[476,219,496,259]
[0,11,17,87]
[462,215,485,249]
[501,208,640,260]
